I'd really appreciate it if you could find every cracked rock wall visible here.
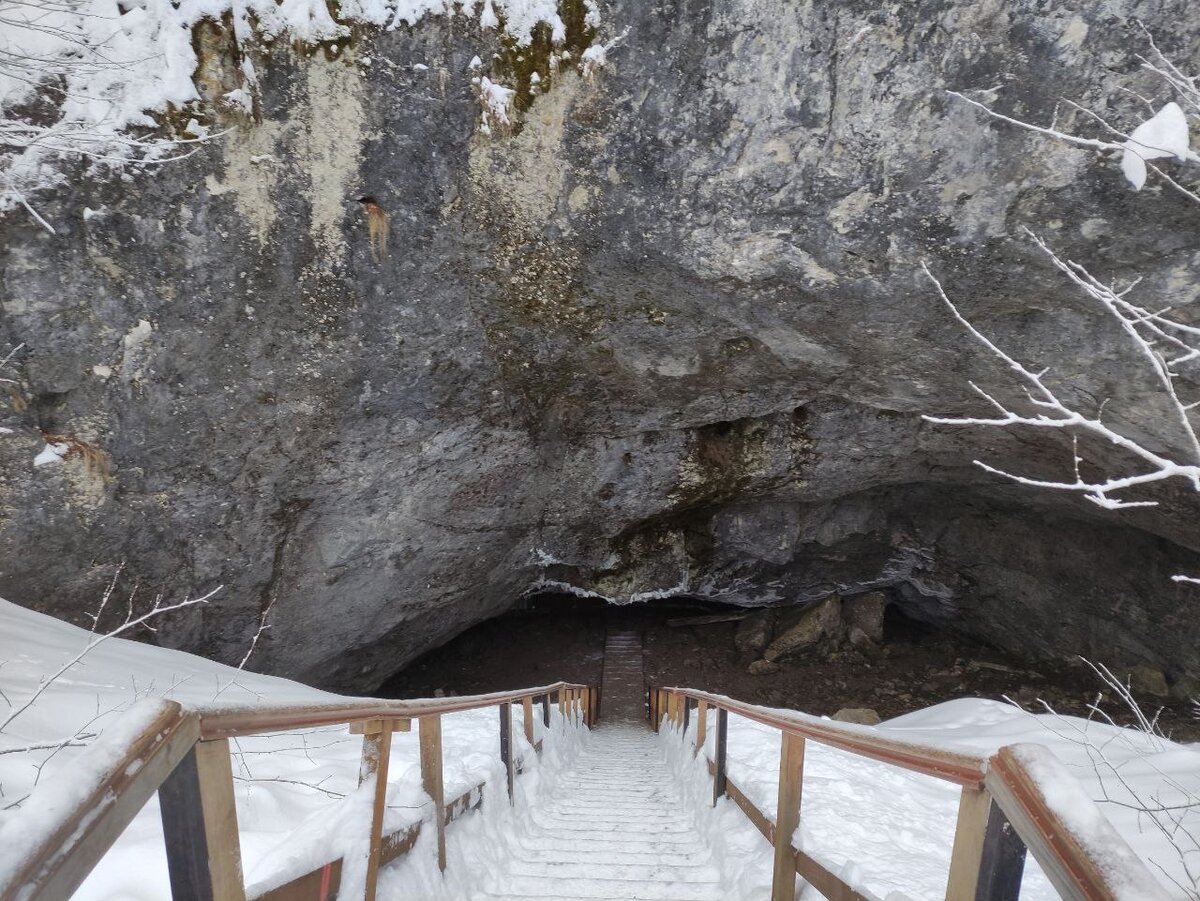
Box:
[2,0,1200,691]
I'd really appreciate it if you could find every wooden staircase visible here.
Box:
[600,628,645,723]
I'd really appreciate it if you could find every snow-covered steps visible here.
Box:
[472,726,724,901]
[601,630,646,723]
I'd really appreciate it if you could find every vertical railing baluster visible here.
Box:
[159,738,246,901]
[358,721,393,901]
[712,707,728,807]
[770,733,805,901]
[682,696,691,733]
[499,703,514,803]
[541,693,551,728]
[695,699,708,756]
[945,785,1026,901]
[419,715,446,871]
[522,695,535,746]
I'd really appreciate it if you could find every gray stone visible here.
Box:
[832,708,881,726]
[764,595,841,663]
[844,593,887,645]
[0,2,1198,690]
[847,626,879,657]
[748,659,781,676]
[734,609,777,662]
[1128,666,1170,698]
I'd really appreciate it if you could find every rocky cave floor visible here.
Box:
[379,597,1200,743]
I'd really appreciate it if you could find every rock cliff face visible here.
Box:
[2,0,1199,691]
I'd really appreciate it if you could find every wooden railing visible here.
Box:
[650,686,1171,901]
[1,682,596,901]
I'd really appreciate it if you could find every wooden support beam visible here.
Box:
[695,699,708,755]
[522,696,535,746]
[541,693,551,728]
[357,725,393,901]
[499,702,515,803]
[713,707,728,807]
[419,715,446,871]
[770,733,805,901]
[159,737,246,901]
[682,696,691,733]
[946,787,990,901]
[558,686,567,722]
[975,798,1026,900]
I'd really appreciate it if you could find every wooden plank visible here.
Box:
[4,703,199,901]
[726,778,773,842]
[771,733,805,901]
[666,612,749,628]
[358,725,393,901]
[695,699,708,755]
[252,859,341,901]
[558,686,567,721]
[713,707,728,806]
[160,737,246,901]
[522,696,535,746]
[349,718,411,735]
[541,693,551,728]
[794,849,871,901]
[499,702,514,803]
[945,787,993,901]
[419,714,446,872]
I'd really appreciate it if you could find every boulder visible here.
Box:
[734,608,777,662]
[832,708,881,725]
[847,626,879,657]
[843,592,887,644]
[1128,665,1170,698]
[763,595,841,663]
[748,659,781,675]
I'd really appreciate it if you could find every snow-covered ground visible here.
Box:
[3,597,1199,899]
[0,599,588,900]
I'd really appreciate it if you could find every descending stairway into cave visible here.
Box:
[600,627,646,723]
[472,726,724,901]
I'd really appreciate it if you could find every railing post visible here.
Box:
[159,738,246,901]
[771,733,805,901]
[682,696,691,733]
[946,786,1026,901]
[712,707,728,806]
[499,703,515,803]
[358,723,393,901]
[695,699,708,755]
[522,695,535,746]
[419,715,446,871]
[541,693,551,728]
[558,686,567,723]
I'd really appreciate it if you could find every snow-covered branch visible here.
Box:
[920,234,1200,510]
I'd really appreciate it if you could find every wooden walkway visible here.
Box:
[472,726,723,901]
[600,628,645,723]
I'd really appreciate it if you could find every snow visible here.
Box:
[0,599,586,900]
[662,698,1199,900]
[1121,101,1199,190]
[33,443,68,467]
[1,0,602,213]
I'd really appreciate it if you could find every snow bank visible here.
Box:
[0,599,586,899]
[661,698,1200,900]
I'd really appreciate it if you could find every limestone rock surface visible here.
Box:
[1,0,1199,690]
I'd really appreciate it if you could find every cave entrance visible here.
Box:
[376,591,747,701]
[375,591,1199,735]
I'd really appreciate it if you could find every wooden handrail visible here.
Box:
[662,687,987,787]
[654,685,1173,901]
[198,681,591,739]
[986,744,1171,901]
[2,682,595,901]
